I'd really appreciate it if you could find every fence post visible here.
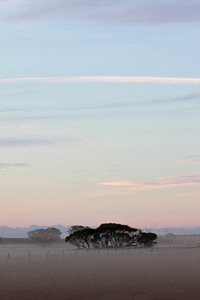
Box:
[46,250,49,261]
[28,251,31,264]
[7,252,10,265]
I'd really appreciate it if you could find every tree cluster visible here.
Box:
[65,223,157,249]
[27,227,61,244]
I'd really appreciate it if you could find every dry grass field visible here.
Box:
[0,235,200,300]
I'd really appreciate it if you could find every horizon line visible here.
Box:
[0,224,199,229]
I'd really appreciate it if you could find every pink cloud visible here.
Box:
[0,173,7,177]
[100,181,160,187]
[179,155,200,164]
[99,174,200,190]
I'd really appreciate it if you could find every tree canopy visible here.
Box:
[28,227,61,244]
[67,225,90,235]
[65,223,157,249]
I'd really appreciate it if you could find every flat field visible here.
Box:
[0,235,200,300]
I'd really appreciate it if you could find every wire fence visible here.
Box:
[1,242,200,265]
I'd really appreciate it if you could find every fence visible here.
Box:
[1,242,200,265]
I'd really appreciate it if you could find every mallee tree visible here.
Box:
[28,227,61,244]
[65,223,157,249]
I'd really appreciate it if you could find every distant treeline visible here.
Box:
[0,223,158,248]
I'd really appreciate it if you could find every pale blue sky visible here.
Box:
[0,0,200,228]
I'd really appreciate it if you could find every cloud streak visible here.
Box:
[0,163,28,168]
[99,174,200,190]
[1,76,200,85]
[180,155,200,164]
[0,137,79,147]
[4,0,200,25]
[178,192,200,197]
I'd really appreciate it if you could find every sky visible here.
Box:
[0,0,200,229]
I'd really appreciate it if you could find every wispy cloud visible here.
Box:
[0,136,79,147]
[0,173,7,177]
[173,91,200,102]
[19,125,36,130]
[179,155,200,164]
[1,89,199,118]
[99,174,200,190]
[0,163,28,168]
[4,0,200,25]
[34,175,48,180]
[82,90,200,110]
[1,76,200,84]
[178,192,200,197]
